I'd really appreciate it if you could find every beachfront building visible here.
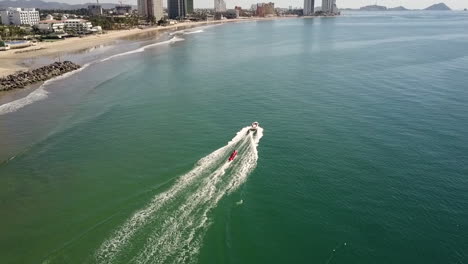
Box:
[303,0,315,15]
[64,19,93,34]
[37,20,65,34]
[0,8,40,26]
[215,0,227,12]
[235,6,242,18]
[321,0,338,14]
[256,3,275,17]
[167,0,186,19]
[138,0,164,21]
[256,4,265,17]
[88,5,103,16]
[115,5,132,15]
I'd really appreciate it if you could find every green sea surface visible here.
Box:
[1,12,468,264]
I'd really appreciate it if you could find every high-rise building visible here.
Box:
[214,0,227,12]
[303,0,315,15]
[186,0,194,14]
[138,0,163,21]
[88,4,103,16]
[321,0,337,14]
[168,0,186,19]
[0,8,39,26]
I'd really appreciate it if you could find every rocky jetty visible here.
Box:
[0,61,81,91]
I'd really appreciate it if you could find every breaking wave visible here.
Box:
[100,36,184,62]
[95,126,264,264]
[183,29,205,35]
[0,36,185,116]
[170,29,204,35]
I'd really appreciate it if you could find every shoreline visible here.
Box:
[0,17,297,78]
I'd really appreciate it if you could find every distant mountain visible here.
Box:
[360,5,387,11]
[0,0,70,9]
[388,6,408,11]
[0,0,124,10]
[424,3,451,10]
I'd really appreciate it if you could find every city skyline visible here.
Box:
[48,0,467,9]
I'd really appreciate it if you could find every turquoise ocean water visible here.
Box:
[1,12,468,263]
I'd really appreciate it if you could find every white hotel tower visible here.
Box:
[214,0,227,12]
[0,8,39,26]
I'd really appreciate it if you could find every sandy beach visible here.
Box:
[0,17,295,78]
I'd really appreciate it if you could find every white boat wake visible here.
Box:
[95,126,263,264]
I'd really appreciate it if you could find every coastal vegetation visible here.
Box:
[0,26,31,39]
[89,15,141,30]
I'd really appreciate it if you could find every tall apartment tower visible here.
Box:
[303,0,315,15]
[138,0,163,21]
[214,0,227,12]
[321,0,337,13]
[168,0,187,19]
[88,4,103,16]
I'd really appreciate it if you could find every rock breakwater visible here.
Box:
[0,61,81,91]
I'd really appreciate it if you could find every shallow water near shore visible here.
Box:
[1,12,468,264]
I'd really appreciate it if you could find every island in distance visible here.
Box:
[424,3,451,10]
[342,3,452,11]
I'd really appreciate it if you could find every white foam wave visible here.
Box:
[170,29,204,35]
[95,126,264,264]
[0,63,91,116]
[169,30,183,35]
[101,36,184,62]
[183,29,204,35]
[0,36,185,116]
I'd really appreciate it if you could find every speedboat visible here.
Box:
[250,122,259,132]
[228,150,238,162]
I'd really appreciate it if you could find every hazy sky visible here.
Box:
[57,0,467,10]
